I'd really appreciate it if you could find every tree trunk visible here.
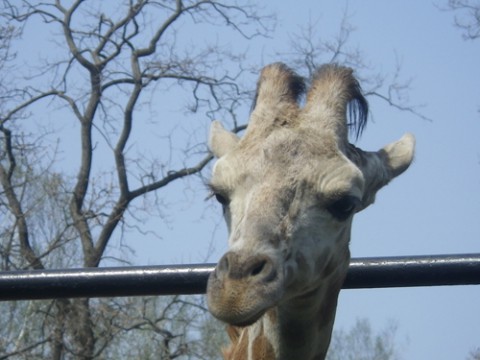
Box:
[70,298,96,360]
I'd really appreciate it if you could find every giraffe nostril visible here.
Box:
[249,257,277,283]
[215,252,278,283]
[215,253,231,280]
[219,254,229,272]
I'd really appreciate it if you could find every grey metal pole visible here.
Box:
[0,254,479,301]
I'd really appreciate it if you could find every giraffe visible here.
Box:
[206,63,415,360]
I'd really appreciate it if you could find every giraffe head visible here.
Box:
[206,63,414,337]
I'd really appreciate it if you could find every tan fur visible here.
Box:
[222,326,247,359]
[207,63,415,360]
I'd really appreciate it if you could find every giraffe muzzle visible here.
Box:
[206,251,284,326]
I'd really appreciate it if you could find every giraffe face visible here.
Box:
[207,128,365,326]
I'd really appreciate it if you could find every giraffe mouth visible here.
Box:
[228,308,268,327]
[207,287,281,327]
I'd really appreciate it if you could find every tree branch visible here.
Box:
[0,127,43,269]
[0,90,60,126]
[0,337,51,360]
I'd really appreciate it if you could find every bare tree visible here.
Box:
[0,1,272,358]
[468,348,480,360]
[441,0,480,116]
[327,318,402,360]
[277,11,430,127]
[443,0,480,40]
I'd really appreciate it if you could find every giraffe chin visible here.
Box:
[226,308,267,328]
[208,300,270,328]
[206,275,283,327]
[207,284,282,325]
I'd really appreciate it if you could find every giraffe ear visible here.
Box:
[356,133,415,210]
[209,121,240,158]
[382,133,416,178]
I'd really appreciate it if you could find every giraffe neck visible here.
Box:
[222,310,277,360]
[222,281,343,360]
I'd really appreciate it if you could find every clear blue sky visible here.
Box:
[13,1,479,358]
[133,1,480,358]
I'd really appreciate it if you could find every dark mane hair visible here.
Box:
[248,62,368,141]
[347,85,369,141]
[313,63,368,141]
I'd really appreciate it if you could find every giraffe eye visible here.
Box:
[214,193,229,206]
[327,195,360,221]
[208,183,230,206]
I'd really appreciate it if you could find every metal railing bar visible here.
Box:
[0,253,479,301]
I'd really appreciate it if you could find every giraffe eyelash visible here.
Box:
[205,183,229,205]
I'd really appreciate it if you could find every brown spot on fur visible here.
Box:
[222,325,247,360]
[252,333,276,359]
[226,325,242,342]
[267,308,277,324]
[223,322,275,360]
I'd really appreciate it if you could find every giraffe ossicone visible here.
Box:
[206,63,415,360]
